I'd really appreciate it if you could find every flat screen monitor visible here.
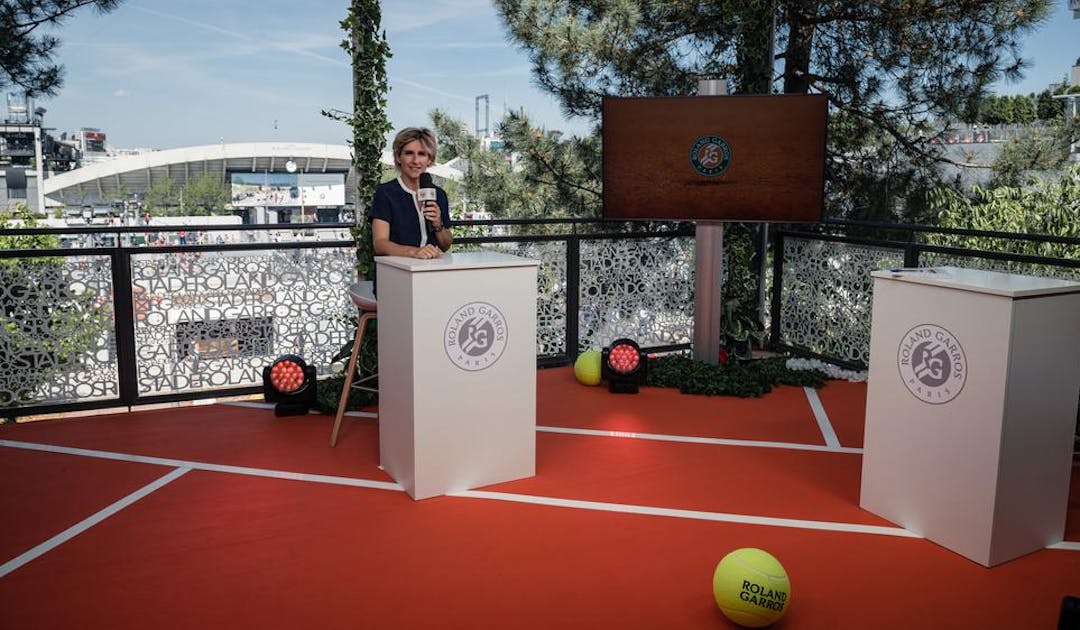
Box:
[602,94,827,222]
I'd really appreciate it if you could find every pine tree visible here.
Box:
[429,109,601,218]
[1,0,123,97]
[494,0,1053,220]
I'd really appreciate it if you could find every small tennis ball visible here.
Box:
[573,350,602,386]
[712,548,790,628]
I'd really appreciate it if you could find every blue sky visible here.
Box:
[37,1,1080,151]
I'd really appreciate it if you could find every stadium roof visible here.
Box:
[43,142,463,207]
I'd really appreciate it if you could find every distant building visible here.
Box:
[67,128,109,164]
[1,94,47,214]
[1,92,465,221]
[43,143,463,220]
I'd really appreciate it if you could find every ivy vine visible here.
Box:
[322,0,393,280]
[721,223,766,345]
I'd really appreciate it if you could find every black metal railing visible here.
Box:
[3,217,1077,419]
[0,219,693,419]
[769,220,1080,369]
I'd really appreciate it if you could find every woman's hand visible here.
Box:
[413,244,442,259]
[422,201,442,229]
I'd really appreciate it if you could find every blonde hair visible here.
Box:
[391,127,438,171]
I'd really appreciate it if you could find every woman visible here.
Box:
[370,127,453,260]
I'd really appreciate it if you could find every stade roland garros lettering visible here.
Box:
[444,301,508,371]
[739,580,788,611]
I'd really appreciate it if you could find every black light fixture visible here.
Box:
[601,338,648,394]
[1060,595,1080,630]
[263,354,316,416]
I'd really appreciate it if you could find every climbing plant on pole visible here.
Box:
[323,0,393,280]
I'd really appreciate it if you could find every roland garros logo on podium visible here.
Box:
[690,134,732,176]
[444,301,508,371]
[897,324,967,404]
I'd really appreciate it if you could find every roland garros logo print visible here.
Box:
[444,301,508,371]
[896,324,967,404]
[690,134,732,176]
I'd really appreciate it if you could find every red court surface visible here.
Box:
[1,367,1078,629]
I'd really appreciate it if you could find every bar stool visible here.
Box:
[330,281,378,447]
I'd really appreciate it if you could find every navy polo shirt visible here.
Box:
[369,177,451,249]
[368,177,452,294]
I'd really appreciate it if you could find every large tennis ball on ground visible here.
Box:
[573,350,602,386]
[713,548,790,628]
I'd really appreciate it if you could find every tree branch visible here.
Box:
[525,147,601,198]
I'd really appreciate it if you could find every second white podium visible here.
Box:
[860,266,1080,566]
[375,251,538,500]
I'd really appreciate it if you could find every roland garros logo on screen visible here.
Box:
[690,134,732,176]
[896,324,967,404]
[444,301,508,371]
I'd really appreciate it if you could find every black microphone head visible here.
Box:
[418,172,434,188]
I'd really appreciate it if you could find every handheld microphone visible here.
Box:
[417,172,437,208]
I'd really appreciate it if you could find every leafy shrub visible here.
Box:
[646,354,828,398]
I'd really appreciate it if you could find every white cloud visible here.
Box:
[395,41,509,50]
[472,64,532,78]
[113,89,129,97]
[383,0,492,35]
[390,77,472,102]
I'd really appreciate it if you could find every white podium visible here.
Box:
[375,251,538,500]
[860,267,1080,566]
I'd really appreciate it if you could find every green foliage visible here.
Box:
[0,205,59,250]
[494,0,1054,220]
[721,223,765,344]
[0,204,110,409]
[646,354,828,398]
[182,173,230,215]
[318,2,392,390]
[988,116,1079,187]
[142,176,180,215]
[143,174,230,216]
[1,0,123,97]
[1035,90,1064,121]
[501,111,601,217]
[314,374,376,415]
[315,311,379,415]
[926,164,1080,259]
[322,0,393,281]
[973,87,1072,126]
[430,109,517,217]
[429,109,601,219]
[976,94,1038,125]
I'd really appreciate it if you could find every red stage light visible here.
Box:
[601,338,648,394]
[263,355,317,416]
[607,343,640,374]
[269,359,306,393]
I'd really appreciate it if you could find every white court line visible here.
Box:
[452,490,919,538]
[537,425,862,454]
[804,386,842,449]
[3,439,1077,554]
[0,440,402,491]
[223,401,277,410]
[0,467,190,578]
